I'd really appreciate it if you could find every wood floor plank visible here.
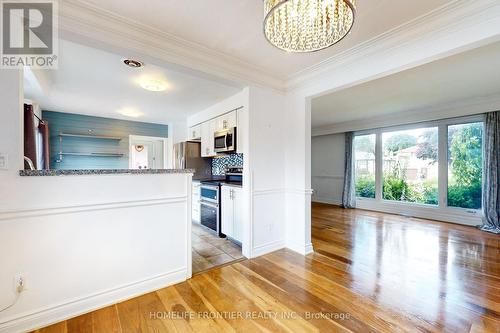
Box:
[66,312,93,333]
[36,321,67,333]
[92,305,121,333]
[116,292,176,333]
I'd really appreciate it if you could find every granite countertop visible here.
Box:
[19,169,195,177]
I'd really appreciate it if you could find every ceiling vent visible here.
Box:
[123,59,144,68]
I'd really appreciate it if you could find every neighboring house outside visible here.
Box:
[384,145,438,183]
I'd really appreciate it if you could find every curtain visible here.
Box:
[480,111,500,234]
[342,132,356,208]
[38,120,50,169]
[23,104,37,170]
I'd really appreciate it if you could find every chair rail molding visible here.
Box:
[0,196,187,222]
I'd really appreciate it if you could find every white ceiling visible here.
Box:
[79,0,454,79]
[24,40,241,124]
[311,41,500,128]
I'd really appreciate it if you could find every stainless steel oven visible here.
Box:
[214,127,236,153]
[200,184,222,236]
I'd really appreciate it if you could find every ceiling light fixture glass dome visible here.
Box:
[263,0,356,53]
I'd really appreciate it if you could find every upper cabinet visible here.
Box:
[190,108,243,157]
[215,111,237,132]
[200,120,217,157]
[188,124,201,141]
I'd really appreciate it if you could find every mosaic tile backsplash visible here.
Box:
[212,153,244,175]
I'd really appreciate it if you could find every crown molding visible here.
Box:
[58,0,286,91]
[312,93,500,136]
[56,1,500,95]
[287,0,500,91]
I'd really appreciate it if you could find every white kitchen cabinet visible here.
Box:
[188,125,201,141]
[192,181,201,223]
[195,109,242,157]
[221,185,243,243]
[215,111,237,132]
[236,107,244,154]
[200,120,217,157]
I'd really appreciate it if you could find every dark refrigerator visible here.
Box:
[172,141,211,180]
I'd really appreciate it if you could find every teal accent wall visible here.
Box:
[43,111,168,170]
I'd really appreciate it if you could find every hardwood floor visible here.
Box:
[34,203,500,332]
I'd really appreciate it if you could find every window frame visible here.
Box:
[353,115,485,222]
[353,133,377,200]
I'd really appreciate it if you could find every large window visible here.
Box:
[354,134,376,198]
[354,116,484,214]
[382,127,438,205]
[447,122,483,209]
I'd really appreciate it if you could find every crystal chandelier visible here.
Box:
[263,0,356,53]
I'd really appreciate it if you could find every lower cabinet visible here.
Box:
[221,185,243,243]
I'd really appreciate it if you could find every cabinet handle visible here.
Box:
[223,120,227,129]
[192,131,196,137]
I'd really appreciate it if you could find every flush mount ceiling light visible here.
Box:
[117,107,143,118]
[139,79,168,92]
[123,59,144,68]
[263,0,356,53]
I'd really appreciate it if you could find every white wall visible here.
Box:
[283,95,313,255]
[170,119,188,144]
[187,90,248,127]
[187,87,287,258]
[311,134,345,205]
[247,87,286,257]
[0,70,192,333]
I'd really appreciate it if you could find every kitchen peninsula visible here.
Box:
[0,169,193,332]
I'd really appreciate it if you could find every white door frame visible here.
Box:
[129,135,172,169]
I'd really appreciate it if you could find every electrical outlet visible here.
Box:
[14,274,25,293]
[0,153,8,170]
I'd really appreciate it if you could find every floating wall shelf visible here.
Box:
[59,132,123,141]
[59,152,124,157]
[56,132,124,163]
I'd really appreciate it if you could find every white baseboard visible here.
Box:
[286,242,314,256]
[251,240,285,258]
[356,199,483,226]
[312,197,342,206]
[0,268,187,333]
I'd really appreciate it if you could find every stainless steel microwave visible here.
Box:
[214,127,236,153]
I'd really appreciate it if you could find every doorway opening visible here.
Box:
[129,135,169,169]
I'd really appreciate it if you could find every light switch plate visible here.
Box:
[0,153,8,170]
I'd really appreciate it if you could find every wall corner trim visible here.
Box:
[286,242,314,256]
[250,240,286,258]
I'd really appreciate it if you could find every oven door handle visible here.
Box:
[200,200,218,208]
